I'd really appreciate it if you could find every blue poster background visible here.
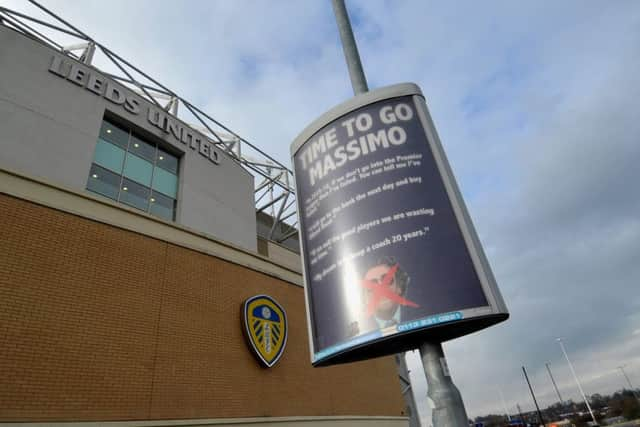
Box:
[294,96,488,357]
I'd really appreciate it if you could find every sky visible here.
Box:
[3,0,639,424]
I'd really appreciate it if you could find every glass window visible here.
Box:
[149,191,176,221]
[87,118,179,220]
[156,148,178,174]
[119,178,150,211]
[99,120,129,149]
[129,134,156,162]
[93,139,125,173]
[152,167,178,198]
[123,153,153,186]
[87,164,120,200]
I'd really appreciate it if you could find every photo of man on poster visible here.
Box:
[347,256,420,338]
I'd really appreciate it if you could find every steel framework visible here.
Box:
[0,0,298,243]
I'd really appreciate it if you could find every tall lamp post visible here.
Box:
[618,365,639,401]
[330,2,424,426]
[556,338,597,424]
[331,1,470,426]
[522,366,545,426]
[546,362,564,404]
[498,388,512,422]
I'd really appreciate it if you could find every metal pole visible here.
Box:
[330,0,368,95]
[546,362,564,404]
[330,2,421,425]
[516,403,525,425]
[83,41,95,65]
[396,353,421,427]
[618,366,640,400]
[498,388,512,421]
[557,338,597,424]
[331,2,469,425]
[419,342,469,427]
[521,366,545,426]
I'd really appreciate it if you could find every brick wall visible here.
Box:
[0,194,404,421]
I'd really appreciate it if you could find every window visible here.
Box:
[87,119,179,221]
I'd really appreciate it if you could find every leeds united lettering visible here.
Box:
[48,55,220,165]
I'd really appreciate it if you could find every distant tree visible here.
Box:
[473,388,639,426]
[608,394,624,417]
[589,393,607,410]
[621,396,640,420]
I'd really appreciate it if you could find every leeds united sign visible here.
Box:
[48,55,220,165]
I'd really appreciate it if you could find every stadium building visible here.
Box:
[0,4,408,427]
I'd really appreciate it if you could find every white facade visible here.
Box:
[0,26,257,251]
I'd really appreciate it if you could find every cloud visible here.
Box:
[402,1,640,419]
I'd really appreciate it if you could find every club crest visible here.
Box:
[242,295,288,368]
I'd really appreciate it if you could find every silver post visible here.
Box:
[330,2,468,425]
[498,388,512,422]
[546,362,564,404]
[330,2,421,425]
[419,341,469,427]
[330,0,369,95]
[557,338,597,424]
[618,365,639,401]
[83,41,95,65]
[516,403,525,424]
[170,97,179,116]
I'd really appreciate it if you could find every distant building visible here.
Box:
[0,11,406,427]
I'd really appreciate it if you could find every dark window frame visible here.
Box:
[87,118,180,221]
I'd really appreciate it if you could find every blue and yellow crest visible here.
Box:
[242,295,288,368]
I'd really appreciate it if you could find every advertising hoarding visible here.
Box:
[291,83,508,366]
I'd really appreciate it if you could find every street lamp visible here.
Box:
[546,362,564,404]
[556,338,597,424]
[617,365,639,401]
[498,387,512,422]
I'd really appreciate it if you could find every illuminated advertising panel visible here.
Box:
[291,84,508,366]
